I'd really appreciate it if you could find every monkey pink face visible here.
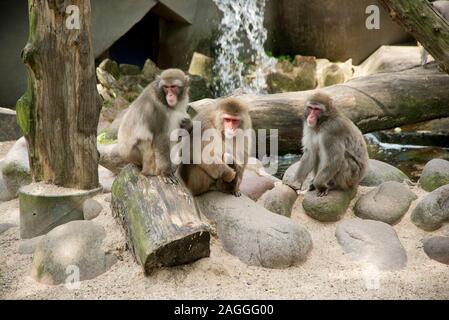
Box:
[306,103,323,128]
[163,85,179,107]
[223,113,241,137]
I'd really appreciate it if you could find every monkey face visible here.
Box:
[305,102,325,128]
[222,113,241,138]
[163,85,180,107]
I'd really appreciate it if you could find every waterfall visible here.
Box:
[212,0,276,96]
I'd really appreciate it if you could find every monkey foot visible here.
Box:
[161,174,179,185]
[317,189,329,197]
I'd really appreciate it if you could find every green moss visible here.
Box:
[97,131,117,145]
[15,76,33,136]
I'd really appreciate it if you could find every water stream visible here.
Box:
[212,0,276,96]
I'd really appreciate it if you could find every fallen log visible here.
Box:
[190,65,449,154]
[111,165,210,274]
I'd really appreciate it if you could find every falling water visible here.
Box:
[212,0,276,96]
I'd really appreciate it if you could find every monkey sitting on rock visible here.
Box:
[287,92,369,197]
[179,98,252,197]
[118,69,192,184]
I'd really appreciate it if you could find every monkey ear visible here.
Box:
[184,75,190,86]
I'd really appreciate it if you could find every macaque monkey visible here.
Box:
[179,98,252,197]
[118,68,192,183]
[289,92,369,197]
[421,1,449,65]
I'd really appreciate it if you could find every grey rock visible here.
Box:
[361,159,410,187]
[411,184,449,231]
[18,235,44,255]
[142,59,161,81]
[119,64,141,76]
[240,170,275,201]
[423,236,449,265]
[303,189,357,222]
[354,181,417,225]
[99,59,120,80]
[336,218,407,270]
[99,166,115,193]
[83,198,103,220]
[419,159,449,192]
[31,221,115,285]
[1,137,31,197]
[0,223,16,235]
[257,184,297,217]
[189,74,213,102]
[0,107,22,142]
[196,192,312,268]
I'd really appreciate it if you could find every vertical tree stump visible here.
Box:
[111,165,211,274]
[16,0,99,189]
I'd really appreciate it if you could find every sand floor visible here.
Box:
[0,142,448,300]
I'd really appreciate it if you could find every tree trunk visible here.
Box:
[15,0,99,189]
[190,65,449,154]
[111,165,211,274]
[379,0,449,74]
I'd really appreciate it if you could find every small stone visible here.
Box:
[99,166,116,193]
[336,218,407,270]
[31,221,115,285]
[257,184,297,217]
[411,184,449,231]
[361,159,410,187]
[83,198,103,220]
[240,170,275,201]
[419,159,449,192]
[354,181,417,224]
[18,235,44,255]
[303,189,357,222]
[423,236,449,265]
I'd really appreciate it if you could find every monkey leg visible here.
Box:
[180,165,214,196]
[154,136,178,184]
[138,142,158,176]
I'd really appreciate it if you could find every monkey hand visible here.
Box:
[222,169,236,183]
[180,118,193,133]
[161,173,179,185]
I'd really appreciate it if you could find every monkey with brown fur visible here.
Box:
[118,68,192,184]
[288,92,369,197]
[179,98,252,197]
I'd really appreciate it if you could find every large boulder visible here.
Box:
[1,137,31,197]
[423,236,449,265]
[361,159,410,187]
[302,189,357,222]
[188,52,213,84]
[316,59,354,88]
[266,56,317,93]
[189,74,214,102]
[257,183,297,217]
[142,59,161,82]
[354,181,417,225]
[0,107,22,142]
[419,159,449,192]
[354,46,422,78]
[411,184,449,231]
[336,218,407,270]
[240,170,275,201]
[196,192,312,268]
[31,221,115,285]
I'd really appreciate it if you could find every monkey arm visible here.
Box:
[293,149,315,186]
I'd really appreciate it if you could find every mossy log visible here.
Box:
[379,0,449,74]
[190,65,449,154]
[110,165,210,274]
[16,0,99,189]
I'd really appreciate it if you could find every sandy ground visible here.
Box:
[0,142,448,300]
